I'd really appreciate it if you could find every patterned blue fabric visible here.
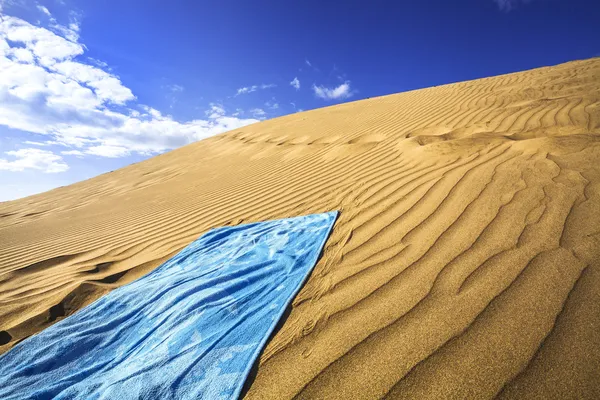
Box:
[0,211,338,400]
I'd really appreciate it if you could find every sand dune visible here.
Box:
[1,57,599,398]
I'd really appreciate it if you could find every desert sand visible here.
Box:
[1,57,599,399]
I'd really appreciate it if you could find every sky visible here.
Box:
[0,0,599,201]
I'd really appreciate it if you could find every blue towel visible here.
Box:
[0,211,338,399]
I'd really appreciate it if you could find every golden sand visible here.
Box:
[1,58,599,399]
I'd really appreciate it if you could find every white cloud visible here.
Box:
[61,149,84,157]
[493,0,533,11]
[2,17,82,65]
[86,145,130,158]
[312,81,353,101]
[236,86,257,96]
[49,23,79,43]
[250,108,266,119]
[87,57,108,69]
[205,103,225,119]
[304,59,320,72]
[0,14,260,162]
[49,60,134,104]
[265,99,279,110]
[235,83,276,96]
[10,46,34,63]
[23,140,49,146]
[166,83,184,93]
[290,77,300,90]
[68,17,80,33]
[48,9,81,42]
[141,105,163,119]
[36,5,51,16]
[0,148,68,173]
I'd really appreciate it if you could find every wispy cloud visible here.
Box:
[36,5,51,16]
[235,83,276,96]
[87,57,109,69]
[289,102,303,113]
[493,0,534,11]
[265,99,279,110]
[250,108,267,119]
[304,59,320,72]
[166,84,184,93]
[23,141,51,146]
[61,149,85,157]
[164,84,184,108]
[236,86,256,96]
[290,77,300,90]
[312,81,353,101]
[205,103,225,119]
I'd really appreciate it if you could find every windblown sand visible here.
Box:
[1,58,600,399]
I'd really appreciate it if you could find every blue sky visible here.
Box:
[0,0,599,201]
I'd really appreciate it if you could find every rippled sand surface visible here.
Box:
[1,58,599,399]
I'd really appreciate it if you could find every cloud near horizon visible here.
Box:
[312,81,353,101]
[0,13,260,173]
[0,148,69,173]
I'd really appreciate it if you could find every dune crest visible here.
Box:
[1,58,600,398]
